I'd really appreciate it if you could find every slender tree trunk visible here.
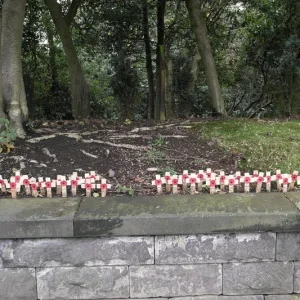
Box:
[155,0,166,120]
[185,0,226,116]
[0,9,5,119]
[44,0,90,119]
[142,0,155,120]
[165,57,174,118]
[2,0,28,137]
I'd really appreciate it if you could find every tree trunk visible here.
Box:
[165,57,174,119]
[142,0,155,120]
[185,0,226,116]
[0,9,5,119]
[2,0,28,137]
[155,0,166,120]
[44,0,90,119]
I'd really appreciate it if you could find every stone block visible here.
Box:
[0,236,153,267]
[0,197,81,238]
[172,297,264,300]
[0,268,37,299]
[277,233,300,261]
[37,266,129,299]
[74,194,300,236]
[155,232,275,264]
[223,262,294,295]
[130,264,222,298]
[265,296,300,300]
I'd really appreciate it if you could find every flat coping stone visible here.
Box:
[74,193,300,237]
[0,197,81,239]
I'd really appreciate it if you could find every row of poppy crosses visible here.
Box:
[0,171,111,198]
[151,168,299,194]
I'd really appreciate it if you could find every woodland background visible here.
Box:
[1,0,300,137]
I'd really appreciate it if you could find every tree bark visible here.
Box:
[155,0,166,120]
[44,0,90,119]
[142,0,155,120]
[165,57,174,119]
[0,9,5,119]
[2,0,28,137]
[185,0,226,116]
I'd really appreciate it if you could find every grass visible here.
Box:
[193,119,300,173]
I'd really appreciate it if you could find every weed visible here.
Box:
[146,149,166,162]
[116,185,135,196]
[160,167,177,176]
[148,135,166,148]
[0,118,17,153]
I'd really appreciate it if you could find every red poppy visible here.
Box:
[210,180,216,187]
[292,174,298,181]
[182,174,189,180]
[10,182,16,189]
[257,176,264,184]
[229,179,235,186]
[71,180,77,187]
[283,178,289,185]
[15,176,21,183]
[31,183,37,191]
[244,177,251,184]
[266,176,271,183]
[45,182,52,189]
[23,179,29,186]
[85,183,92,190]
[236,175,241,180]
[100,184,107,190]
[276,174,282,180]
[155,179,162,186]
[0,180,4,185]
[197,174,204,180]
[172,179,178,185]
[220,176,226,183]
[206,173,211,178]
[190,178,196,184]
[252,173,259,178]
[61,180,67,187]
[164,175,170,180]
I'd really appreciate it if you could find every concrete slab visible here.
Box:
[0,197,81,238]
[74,193,300,237]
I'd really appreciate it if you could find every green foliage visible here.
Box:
[0,118,17,153]
[148,135,166,148]
[146,149,166,162]
[116,185,135,197]
[194,119,300,173]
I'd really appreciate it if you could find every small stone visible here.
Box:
[108,169,115,177]
[30,160,38,164]
[20,162,26,169]
[147,167,158,172]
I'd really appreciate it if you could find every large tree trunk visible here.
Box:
[155,0,166,120]
[142,0,155,120]
[185,0,226,116]
[2,0,28,137]
[0,9,4,119]
[44,0,90,119]
[165,57,174,119]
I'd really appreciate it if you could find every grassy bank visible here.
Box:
[194,119,300,173]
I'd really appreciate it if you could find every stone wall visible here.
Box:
[2,193,300,299]
[1,233,300,299]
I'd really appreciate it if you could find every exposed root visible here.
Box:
[110,134,187,139]
[26,135,56,143]
[80,150,99,159]
[82,139,146,150]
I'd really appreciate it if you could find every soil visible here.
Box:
[0,119,237,197]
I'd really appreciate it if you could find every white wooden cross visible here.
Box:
[22,175,31,195]
[30,178,38,198]
[14,171,22,193]
[276,170,282,191]
[7,177,17,198]
[68,174,81,197]
[152,175,165,195]
[89,171,100,181]
[0,176,6,193]
[182,170,189,192]
[60,176,68,198]
[226,175,238,193]
[197,170,205,192]
[171,175,182,194]
[290,171,298,190]
[188,173,198,195]
[235,171,242,192]
[207,174,218,194]
[38,177,45,196]
[164,172,171,193]
[240,173,253,193]
[56,175,62,195]
[97,178,112,197]
[265,172,272,192]
[219,171,226,191]
[81,178,95,197]
[42,177,56,198]
[256,172,265,193]
[280,174,291,193]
